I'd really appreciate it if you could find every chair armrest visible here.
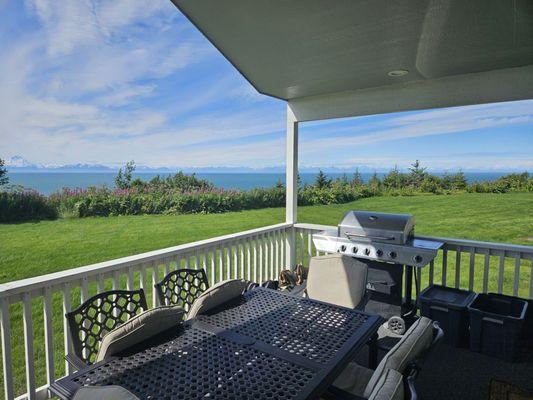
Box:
[324,386,367,400]
[65,353,87,371]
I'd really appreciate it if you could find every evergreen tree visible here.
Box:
[408,160,427,188]
[382,165,405,190]
[441,172,453,190]
[452,171,468,190]
[315,170,331,189]
[368,172,381,192]
[0,158,8,186]
[115,160,135,189]
[351,168,363,186]
[339,173,349,186]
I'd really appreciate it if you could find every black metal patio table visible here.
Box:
[51,287,382,400]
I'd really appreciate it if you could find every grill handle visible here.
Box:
[344,232,396,241]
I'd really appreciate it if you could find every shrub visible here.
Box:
[0,190,58,222]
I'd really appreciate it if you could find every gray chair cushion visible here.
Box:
[333,362,374,397]
[96,305,184,362]
[367,369,404,400]
[307,253,368,308]
[73,385,139,400]
[364,317,433,397]
[187,279,247,319]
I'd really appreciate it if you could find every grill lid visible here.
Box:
[338,210,415,244]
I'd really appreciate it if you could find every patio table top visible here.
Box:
[51,287,382,400]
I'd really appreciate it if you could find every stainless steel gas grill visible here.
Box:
[312,211,444,321]
[313,210,442,267]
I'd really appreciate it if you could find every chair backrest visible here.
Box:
[66,289,148,365]
[154,268,209,312]
[306,253,368,308]
[364,317,437,398]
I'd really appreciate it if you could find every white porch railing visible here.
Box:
[1,221,532,400]
[0,223,291,400]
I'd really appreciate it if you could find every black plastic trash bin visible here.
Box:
[468,293,528,361]
[419,285,476,347]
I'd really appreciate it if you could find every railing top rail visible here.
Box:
[0,222,291,301]
[294,223,533,254]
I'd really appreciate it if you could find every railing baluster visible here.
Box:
[164,257,170,276]
[218,246,224,284]
[299,231,304,266]
[498,253,505,294]
[226,244,231,280]
[202,250,208,274]
[455,247,461,289]
[62,283,73,375]
[127,267,134,291]
[441,249,448,287]
[513,253,521,297]
[239,240,245,279]
[81,277,89,303]
[112,271,120,290]
[269,232,275,279]
[97,274,104,293]
[233,242,239,279]
[259,235,264,284]
[1,298,14,400]
[43,287,55,387]
[307,230,312,266]
[194,253,199,270]
[483,253,490,293]
[253,238,258,283]
[246,240,251,281]
[469,249,475,292]
[139,264,147,291]
[209,247,215,284]
[23,294,36,400]
[151,262,159,307]
[274,231,280,276]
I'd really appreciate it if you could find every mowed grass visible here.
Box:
[2,193,531,284]
[0,192,532,397]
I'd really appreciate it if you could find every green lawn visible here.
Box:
[0,192,532,397]
[1,193,531,285]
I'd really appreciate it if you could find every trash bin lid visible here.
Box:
[420,285,476,309]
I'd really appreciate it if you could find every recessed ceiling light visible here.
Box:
[388,69,409,77]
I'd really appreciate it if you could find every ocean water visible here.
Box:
[6,171,512,196]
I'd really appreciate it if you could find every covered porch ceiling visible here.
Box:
[172,0,533,121]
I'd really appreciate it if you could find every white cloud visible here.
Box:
[300,100,533,152]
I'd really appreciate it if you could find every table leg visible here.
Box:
[368,332,378,369]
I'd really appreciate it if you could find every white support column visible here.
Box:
[285,105,298,268]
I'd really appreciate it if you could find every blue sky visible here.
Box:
[0,0,532,172]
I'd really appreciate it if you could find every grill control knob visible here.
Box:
[376,249,383,257]
[340,245,347,252]
[388,251,397,259]
[352,246,358,254]
[413,255,423,264]
[364,248,371,256]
